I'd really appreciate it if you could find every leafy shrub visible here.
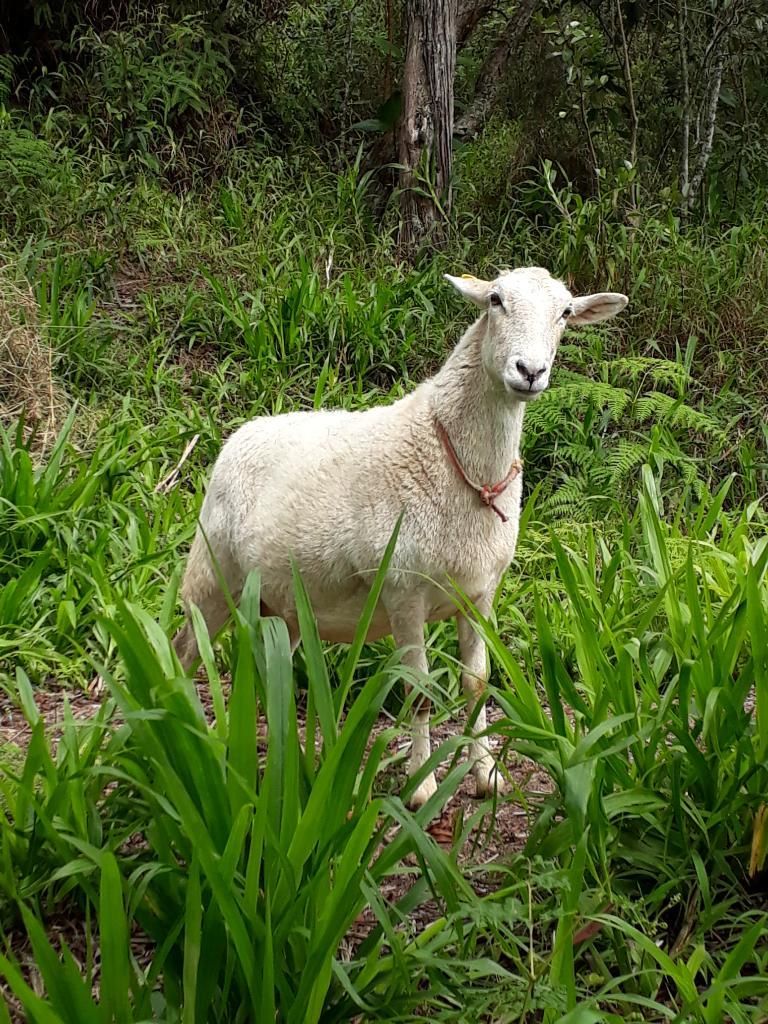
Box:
[455,115,524,211]
[227,0,388,136]
[50,13,238,180]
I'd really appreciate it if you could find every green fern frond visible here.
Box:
[539,477,594,522]
[529,378,632,427]
[606,356,690,392]
[634,393,726,440]
[0,127,59,192]
[555,440,603,473]
[0,55,13,105]
[607,439,649,491]
[676,456,711,499]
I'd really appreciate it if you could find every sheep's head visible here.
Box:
[445,267,627,401]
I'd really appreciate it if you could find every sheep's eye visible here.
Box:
[562,306,573,319]
[489,293,503,308]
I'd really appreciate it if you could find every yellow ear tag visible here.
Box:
[460,274,478,281]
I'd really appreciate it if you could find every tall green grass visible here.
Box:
[0,566,486,1022]
[1,450,766,1020]
[476,470,768,1021]
[0,410,203,684]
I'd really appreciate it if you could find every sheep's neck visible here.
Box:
[430,320,525,487]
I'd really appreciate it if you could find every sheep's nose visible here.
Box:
[516,360,547,387]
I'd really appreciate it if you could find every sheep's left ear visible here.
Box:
[444,273,491,307]
[568,292,628,325]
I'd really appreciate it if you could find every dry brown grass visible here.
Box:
[0,262,68,454]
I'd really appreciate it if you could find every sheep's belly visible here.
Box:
[306,582,482,644]
[314,601,392,644]
[312,601,465,644]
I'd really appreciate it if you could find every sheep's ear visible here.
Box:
[568,292,628,325]
[444,273,491,307]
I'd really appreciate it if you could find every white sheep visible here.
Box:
[174,267,627,807]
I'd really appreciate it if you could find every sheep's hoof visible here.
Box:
[407,772,438,810]
[474,763,508,799]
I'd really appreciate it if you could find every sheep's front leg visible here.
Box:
[458,590,506,798]
[389,609,437,810]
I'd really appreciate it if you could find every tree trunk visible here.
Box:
[677,0,746,216]
[398,0,457,248]
[454,0,537,141]
[687,47,725,211]
[678,0,691,214]
[614,0,639,207]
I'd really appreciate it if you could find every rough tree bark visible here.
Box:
[454,0,538,141]
[398,0,457,247]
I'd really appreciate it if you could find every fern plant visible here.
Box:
[0,54,13,105]
[524,347,734,521]
[0,124,66,231]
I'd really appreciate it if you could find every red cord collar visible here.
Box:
[435,418,522,523]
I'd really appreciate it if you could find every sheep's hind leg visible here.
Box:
[458,590,507,799]
[173,593,231,673]
[389,606,437,810]
[173,531,239,673]
[260,600,301,654]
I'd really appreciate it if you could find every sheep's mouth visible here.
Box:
[507,385,546,401]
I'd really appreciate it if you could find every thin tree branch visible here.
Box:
[457,0,496,46]
[687,46,726,210]
[678,0,690,212]
[454,0,538,139]
[614,0,639,206]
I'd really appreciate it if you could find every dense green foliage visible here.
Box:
[1,2,767,1021]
